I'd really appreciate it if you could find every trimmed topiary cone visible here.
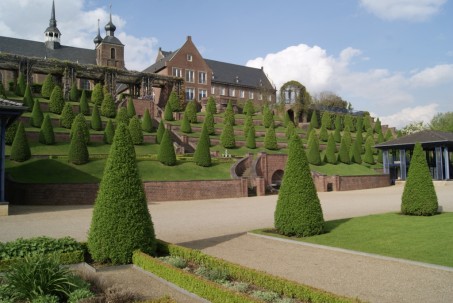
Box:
[17,73,26,97]
[141,108,153,133]
[264,125,278,150]
[30,99,44,128]
[163,102,174,121]
[79,90,90,115]
[49,85,64,114]
[71,113,90,145]
[101,92,116,118]
[103,119,115,144]
[220,122,235,148]
[180,113,192,134]
[69,83,79,101]
[90,105,102,131]
[91,83,104,106]
[60,103,75,129]
[194,124,211,167]
[307,129,321,165]
[263,105,274,128]
[88,123,156,264]
[10,122,31,162]
[39,114,55,145]
[334,114,343,131]
[243,99,255,116]
[246,125,256,149]
[224,101,235,126]
[168,91,180,112]
[157,128,176,166]
[243,113,253,139]
[127,97,136,118]
[274,135,324,237]
[68,124,89,165]
[5,120,19,145]
[185,101,198,123]
[206,96,216,114]
[156,120,165,144]
[116,107,129,126]
[204,111,215,135]
[338,134,351,164]
[285,122,296,139]
[401,142,438,216]
[128,116,143,145]
[309,110,319,129]
[325,133,337,164]
[22,84,33,111]
[363,136,375,165]
[41,74,55,99]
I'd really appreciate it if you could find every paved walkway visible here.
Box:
[1,183,453,302]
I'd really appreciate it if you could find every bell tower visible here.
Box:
[44,0,61,49]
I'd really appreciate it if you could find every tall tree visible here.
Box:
[430,112,453,132]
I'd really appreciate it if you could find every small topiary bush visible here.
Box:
[223,101,235,126]
[91,83,103,106]
[101,92,116,118]
[163,102,174,121]
[69,83,79,102]
[158,129,177,166]
[206,96,217,114]
[180,113,192,133]
[243,99,255,116]
[263,105,274,128]
[6,120,19,145]
[90,105,102,131]
[128,116,144,145]
[363,136,375,165]
[9,122,31,162]
[220,123,235,148]
[103,119,115,144]
[264,125,278,150]
[17,73,26,97]
[325,133,337,164]
[185,100,198,123]
[41,74,55,99]
[79,90,90,115]
[168,91,180,112]
[204,111,215,135]
[60,103,75,129]
[307,129,321,165]
[39,114,55,145]
[68,123,89,165]
[70,113,90,145]
[127,97,136,118]
[22,84,33,111]
[142,108,153,132]
[49,85,64,114]
[194,124,211,167]
[309,110,319,129]
[246,126,256,149]
[338,135,351,164]
[30,99,44,128]
[116,107,129,125]
[156,120,165,144]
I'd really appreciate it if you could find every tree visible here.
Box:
[68,122,89,165]
[401,142,438,216]
[126,97,136,118]
[309,110,319,129]
[91,83,104,106]
[168,91,180,112]
[101,92,116,118]
[5,120,19,145]
[163,102,174,121]
[22,84,33,111]
[342,126,352,148]
[334,114,343,131]
[71,113,90,145]
[157,129,176,166]
[49,85,64,114]
[400,121,428,135]
[10,122,31,162]
[17,73,26,97]
[224,100,235,126]
[274,135,324,237]
[185,101,198,123]
[129,116,143,145]
[263,105,274,128]
[39,114,55,145]
[103,119,115,144]
[243,99,255,116]
[69,83,79,101]
[180,113,192,133]
[156,120,165,144]
[193,124,211,167]
[338,135,351,164]
[355,127,364,152]
[90,105,102,131]
[60,103,75,129]
[307,129,321,165]
[264,125,278,150]
[314,91,348,109]
[30,99,44,128]
[142,108,153,133]
[79,90,90,115]
[116,107,129,126]
[204,111,215,135]
[363,136,375,165]
[41,74,55,99]
[430,112,453,132]
[355,116,364,132]
[325,133,337,164]
[246,125,256,149]
[206,96,216,114]
[363,115,372,133]
[374,118,382,135]
[220,123,236,148]
[88,123,156,264]
[384,129,394,141]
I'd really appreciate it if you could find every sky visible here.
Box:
[0,0,452,129]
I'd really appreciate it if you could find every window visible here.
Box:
[258,93,263,101]
[249,91,254,99]
[229,88,236,97]
[80,78,90,91]
[220,87,226,96]
[211,86,216,94]
[172,67,182,78]
[185,70,195,83]
[187,54,192,62]
[110,48,116,59]
[186,88,195,100]
[240,90,245,98]
[198,71,207,84]
[268,95,272,102]
[199,89,207,100]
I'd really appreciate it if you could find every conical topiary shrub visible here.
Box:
[39,114,55,145]
[88,123,156,264]
[321,112,331,130]
[185,101,198,123]
[49,85,64,114]
[243,99,255,116]
[30,99,44,128]
[157,128,176,166]
[10,122,31,162]
[103,119,115,144]
[60,103,75,129]
[91,83,104,106]
[71,113,90,145]
[338,135,351,164]
[69,83,79,102]
[90,106,102,131]
[309,111,319,129]
[363,136,375,165]
[194,124,211,167]
[168,91,180,112]
[401,142,438,216]
[333,127,341,143]
[206,96,216,114]
[264,125,278,150]
[141,108,153,133]
[344,114,354,132]
[180,113,192,134]
[274,135,324,237]
[243,114,253,140]
[116,107,129,126]
[385,129,394,141]
[156,120,165,144]
[319,124,328,142]
[334,114,343,131]
[204,111,215,135]
[350,139,362,164]
[224,101,235,126]
[285,122,296,139]
[5,120,19,145]
[17,73,26,97]
[101,93,116,118]
[307,129,321,165]
[128,116,143,145]
[126,97,136,118]
[0,81,6,98]
[79,90,90,115]
[68,123,89,165]
[163,102,173,121]
[263,105,274,128]
[41,74,55,99]
[220,122,236,148]
[374,118,382,135]
[325,133,337,164]
[283,111,291,128]
[246,126,256,149]
[22,84,33,111]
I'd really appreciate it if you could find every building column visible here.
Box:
[399,149,407,180]
[383,149,390,174]
[444,147,450,180]
[435,146,444,180]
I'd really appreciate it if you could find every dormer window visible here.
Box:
[187,54,192,62]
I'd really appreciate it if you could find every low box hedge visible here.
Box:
[0,250,84,271]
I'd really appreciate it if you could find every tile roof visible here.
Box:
[143,50,178,74]
[0,36,96,65]
[375,130,453,149]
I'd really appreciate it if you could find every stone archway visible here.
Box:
[287,109,294,125]
[271,169,284,189]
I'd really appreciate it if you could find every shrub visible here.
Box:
[116,107,129,125]
[10,122,31,162]
[180,113,192,133]
[78,90,90,115]
[333,127,341,143]
[206,96,216,114]
[69,83,79,102]
[22,84,33,111]
[103,119,115,144]
[283,111,291,127]
[67,289,94,303]
[194,124,212,167]
[164,102,174,121]
[204,111,215,135]
[129,116,143,145]
[355,128,363,151]
[401,142,438,216]
[17,72,26,97]
[195,266,230,283]
[264,125,278,150]
[334,114,343,131]
[344,114,355,132]
[88,123,157,264]
[101,92,116,118]
[285,122,296,139]
[274,135,324,237]
[325,133,337,164]
[49,85,64,114]
[321,112,331,129]
[30,99,44,128]
[156,120,165,144]
[342,126,352,147]
[338,135,351,164]
[307,129,321,165]
[363,115,372,133]
[91,83,103,106]
[60,103,75,129]
[159,256,187,269]
[309,110,319,129]
[220,123,236,148]
[185,101,198,123]
[263,105,274,128]
[251,290,280,302]
[168,91,180,112]
[243,99,255,116]
[363,136,375,165]
[39,114,55,145]
[355,116,364,132]
[41,74,55,99]
[142,108,153,132]
[70,113,90,145]
[127,97,136,118]
[158,129,177,166]
[5,120,19,145]
[243,113,253,138]
[350,139,362,164]
[319,124,328,142]
[68,123,89,165]
[385,129,394,141]
[223,101,235,126]
[374,118,382,134]
[246,126,256,149]
[90,105,102,131]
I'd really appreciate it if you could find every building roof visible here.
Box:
[101,35,123,46]
[0,36,96,65]
[143,50,178,74]
[375,130,453,149]
[0,99,28,128]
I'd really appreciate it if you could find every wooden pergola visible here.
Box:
[375,130,453,181]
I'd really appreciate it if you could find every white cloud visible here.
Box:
[359,0,447,21]
[376,104,439,129]
[410,64,453,87]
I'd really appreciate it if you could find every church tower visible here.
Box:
[44,0,61,49]
[95,5,125,69]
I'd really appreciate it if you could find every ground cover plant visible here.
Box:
[254,212,453,267]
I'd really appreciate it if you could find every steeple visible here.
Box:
[104,4,116,36]
[44,0,61,49]
[93,19,103,47]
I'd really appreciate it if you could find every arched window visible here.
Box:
[110,48,116,59]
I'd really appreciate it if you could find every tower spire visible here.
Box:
[44,0,61,49]
[104,3,117,36]
[93,18,103,47]
[50,0,56,27]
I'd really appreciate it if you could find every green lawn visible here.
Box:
[254,212,453,267]
[310,163,379,176]
[5,158,233,183]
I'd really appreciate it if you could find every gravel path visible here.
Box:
[1,183,453,302]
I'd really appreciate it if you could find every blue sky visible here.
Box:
[0,0,452,128]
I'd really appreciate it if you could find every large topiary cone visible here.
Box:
[10,122,31,162]
[194,124,211,167]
